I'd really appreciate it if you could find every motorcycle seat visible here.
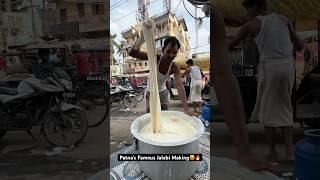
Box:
[0,86,18,95]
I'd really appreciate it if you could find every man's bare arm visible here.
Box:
[128,30,148,60]
[128,48,148,60]
[228,19,260,50]
[173,63,190,115]
[181,67,191,78]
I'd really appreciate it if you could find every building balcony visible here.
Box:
[48,21,80,35]
[78,15,107,33]
[46,14,107,35]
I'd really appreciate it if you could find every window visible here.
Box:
[134,62,137,67]
[8,16,15,27]
[139,63,142,67]
[129,64,132,69]
[1,0,6,12]
[10,0,22,12]
[145,62,147,66]
[60,8,67,23]
[15,16,22,31]
[91,4,104,15]
[77,3,85,17]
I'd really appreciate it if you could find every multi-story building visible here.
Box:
[0,0,43,49]
[45,0,109,73]
[46,0,108,41]
[121,11,191,76]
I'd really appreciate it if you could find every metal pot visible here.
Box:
[131,111,204,180]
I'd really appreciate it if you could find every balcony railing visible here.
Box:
[48,21,79,34]
[47,14,107,34]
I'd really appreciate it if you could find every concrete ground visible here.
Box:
[0,95,307,180]
[213,121,307,177]
[0,108,108,180]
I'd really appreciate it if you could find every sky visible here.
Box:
[110,0,210,60]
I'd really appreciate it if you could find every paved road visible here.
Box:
[0,109,108,180]
[213,121,306,175]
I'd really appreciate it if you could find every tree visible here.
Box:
[111,34,127,65]
[111,33,119,65]
[115,40,127,63]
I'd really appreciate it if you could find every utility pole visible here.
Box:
[164,0,171,12]
[42,0,46,37]
[137,0,150,22]
[31,0,36,40]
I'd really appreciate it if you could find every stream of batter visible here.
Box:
[139,18,197,142]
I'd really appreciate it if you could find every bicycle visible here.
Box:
[63,66,109,128]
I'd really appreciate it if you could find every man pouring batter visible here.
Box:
[129,29,191,115]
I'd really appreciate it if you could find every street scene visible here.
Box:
[109,0,211,179]
[0,0,109,179]
[0,0,319,180]
[206,0,319,179]
[109,0,320,180]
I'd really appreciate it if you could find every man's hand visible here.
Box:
[142,18,156,30]
[133,30,145,51]
[184,109,193,116]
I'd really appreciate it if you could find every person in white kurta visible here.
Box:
[228,0,304,163]
[182,59,204,115]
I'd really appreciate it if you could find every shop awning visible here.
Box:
[210,0,320,31]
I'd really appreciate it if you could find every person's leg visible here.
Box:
[197,101,202,113]
[160,90,169,110]
[193,102,197,114]
[265,127,278,163]
[282,126,294,161]
[194,83,202,114]
[145,92,150,113]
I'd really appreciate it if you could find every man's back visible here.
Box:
[190,66,202,81]
[254,13,293,60]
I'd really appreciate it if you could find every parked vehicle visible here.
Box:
[0,64,88,147]
[110,85,137,109]
[63,65,109,128]
[120,80,145,102]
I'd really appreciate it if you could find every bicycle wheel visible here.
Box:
[135,91,144,102]
[76,79,108,128]
[43,109,88,147]
[77,95,108,128]
[122,95,137,109]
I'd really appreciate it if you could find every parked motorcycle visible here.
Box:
[120,81,145,102]
[0,64,88,147]
[110,85,137,109]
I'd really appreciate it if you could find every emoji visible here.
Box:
[189,155,195,161]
